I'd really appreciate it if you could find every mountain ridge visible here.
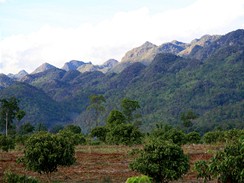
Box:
[4,33,224,76]
[0,29,243,133]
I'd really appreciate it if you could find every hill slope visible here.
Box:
[0,29,243,132]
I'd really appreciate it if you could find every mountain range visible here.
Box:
[0,29,243,133]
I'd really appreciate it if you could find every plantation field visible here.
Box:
[0,144,222,183]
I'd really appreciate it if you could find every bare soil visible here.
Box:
[0,144,222,183]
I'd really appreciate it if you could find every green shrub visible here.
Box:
[195,136,244,183]
[15,135,30,145]
[19,132,76,182]
[224,129,244,143]
[130,140,189,183]
[0,135,15,152]
[90,126,108,142]
[106,123,142,145]
[149,125,187,145]
[58,129,86,145]
[126,175,152,183]
[186,131,201,144]
[3,171,39,183]
[202,131,224,144]
[203,129,244,144]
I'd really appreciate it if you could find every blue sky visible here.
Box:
[0,0,244,74]
[0,0,195,37]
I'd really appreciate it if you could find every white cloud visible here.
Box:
[0,0,244,74]
[0,0,6,3]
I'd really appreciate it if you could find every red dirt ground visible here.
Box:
[0,144,221,183]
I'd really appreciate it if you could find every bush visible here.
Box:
[58,129,86,145]
[15,135,30,145]
[163,128,187,145]
[0,135,15,152]
[63,124,81,134]
[130,140,189,183]
[19,132,76,182]
[224,129,244,143]
[195,136,244,183]
[106,123,142,145]
[186,131,201,144]
[202,131,224,144]
[149,125,187,145]
[203,129,244,144]
[3,171,39,183]
[90,126,108,142]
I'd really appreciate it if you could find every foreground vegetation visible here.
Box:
[1,127,243,182]
[0,97,243,182]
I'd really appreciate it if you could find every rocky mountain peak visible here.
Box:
[101,59,118,68]
[120,41,158,65]
[31,63,56,74]
[157,41,187,55]
[8,70,28,81]
[141,41,157,49]
[62,60,86,71]
[179,34,221,56]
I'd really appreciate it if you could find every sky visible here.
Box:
[0,0,244,74]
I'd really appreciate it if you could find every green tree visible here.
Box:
[195,136,244,183]
[121,98,140,123]
[202,130,224,144]
[58,128,86,145]
[106,123,142,145]
[90,126,108,142]
[35,122,48,132]
[63,124,81,134]
[163,128,187,145]
[0,134,15,152]
[19,132,76,182]
[87,95,106,126]
[149,124,186,145]
[50,124,64,134]
[180,110,198,128]
[0,97,24,136]
[16,110,26,133]
[186,131,201,144]
[19,122,35,135]
[130,140,190,183]
[106,110,126,126]
[105,109,142,145]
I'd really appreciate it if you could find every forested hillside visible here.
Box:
[0,29,243,133]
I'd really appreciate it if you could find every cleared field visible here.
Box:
[0,144,222,183]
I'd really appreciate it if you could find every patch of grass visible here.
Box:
[75,145,142,154]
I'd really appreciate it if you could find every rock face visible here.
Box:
[179,35,221,56]
[62,60,86,71]
[31,63,56,74]
[101,59,118,68]
[15,70,28,79]
[77,63,97,73]
[77,59,118,73]
[121,41,158,65]
[111,42,158,73]
[110,35,222,73]
[8,70,28,80]
[98,59,119,73]
[157,41,187,55]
